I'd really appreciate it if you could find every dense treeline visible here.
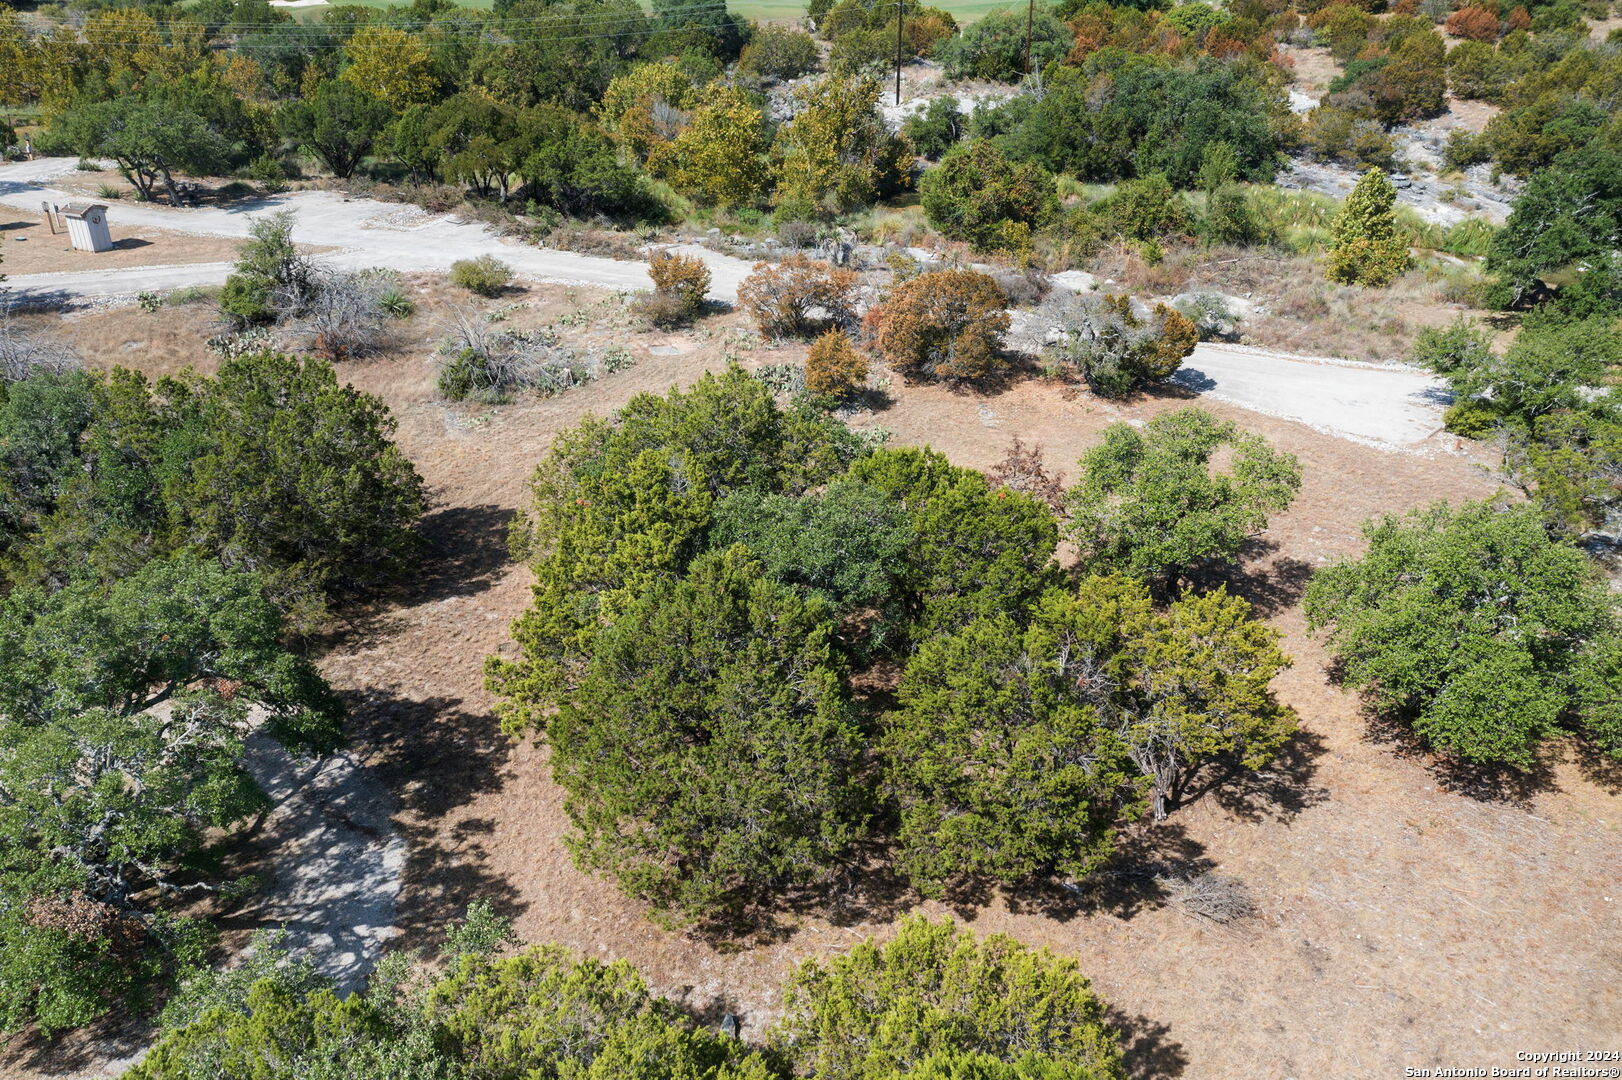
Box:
[0,340,426,1034]
[488,367,1303,923]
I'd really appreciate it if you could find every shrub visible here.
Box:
[1305,499,1622,769]
[919,139,1059,253]
[1407,316,1493,374]
[435,312,594,402]
[450,255,513,297]
[738,254,859,338]
[904,96,966,160]
[246,153,287,194]
[219,211,313,328]
[1442,398,1500,437]
[805,329,868,397]
[771,916,1127,1079]
[1327,168,1410,287]
[935,7,1072,81]
[638,249,710,327]
[1043,293,1198,397]
[737,25,820,80]
[1199,183,1272,247]
[1067,408,1302,587]
[867,269,1010,382]
[1300,106,1399,170]
[1096,174,1191,242]
[1445,2,1500,37]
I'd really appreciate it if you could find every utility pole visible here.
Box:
[1024,0,1033,77]
[895,0,904,105]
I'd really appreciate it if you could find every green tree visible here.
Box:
[515,105,653,217]
[1326,168,1410,287]
[882,597,1144,896]
[1066,409,1301,588]
[490,368,869,725]
[1505,405,1622,539]
[55,96,232,206]
[278,79,390,179]
[0,555,343,1036]
[934,6,1071,81]
[1486,146,1622,311]
[1304,499,1622,768]
[1437,313,1621,426]
[163,352,427,625]
[1100,576,1295,820]
[848,446,1059,640]
[539,547,868,923]
[707,478,913,614]
[771,916,1126,1080]
[652,85,771,209]
[771,75,912,217]
[920,139,1059,252]
[905,96,966,160]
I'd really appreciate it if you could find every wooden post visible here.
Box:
[41,200,56,234]
[895,0,904,106]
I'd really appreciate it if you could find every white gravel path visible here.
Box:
[1,157,1449,449]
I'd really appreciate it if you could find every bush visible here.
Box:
[1445,4,1500,39]
[1305,499,1622,769]
[771,916,1127,1079]
[1300,106,1399,170]
[805,329,869,397]
[905,96,966,160]
[1442,398,1501,437]
[1199,183,1272,247]
[219,211,313,328]
[1043,293,1198,397]
[435,310,594,402]
[246,153,288,194]
[738,254,859,338]
[919,139,1059,253]
[1327,168,1410,287]
[737,25,820,80]
[638,249,710,327]
[935,7,1072,81]
[450,255,513,297]
[1096,174,1191,241]
[867,269,1010,382]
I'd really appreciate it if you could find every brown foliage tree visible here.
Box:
[866,269,1010,382]
[1445,5,1500,40]
[638,250,711,327]
[738,255,859,338]
[805,329,869,397]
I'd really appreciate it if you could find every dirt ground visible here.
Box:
[0,205,246,277]
[4,278,1619,1080]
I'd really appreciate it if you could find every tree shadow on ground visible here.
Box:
[1360,705,1558,807]
[1110,1007,1190,1080]
[999,821,1214,924]
[1,1011,152,1078]
[1201,727,1332,824]
[1200,537,1317,617]
[346,688,528,952]
[407,503,516,604]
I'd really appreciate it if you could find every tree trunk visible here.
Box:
[155,161,183,207]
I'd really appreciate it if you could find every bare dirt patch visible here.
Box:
[0,205,244,277]
[6,282,1619,1080]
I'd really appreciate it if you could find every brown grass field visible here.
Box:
[4,276,1619,1080]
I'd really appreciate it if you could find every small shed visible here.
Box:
[59,202,113,253]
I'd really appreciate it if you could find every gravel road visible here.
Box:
[1,157,1448,449]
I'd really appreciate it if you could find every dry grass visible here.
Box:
[5,279,1619,1080]
[0,205,243,276]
